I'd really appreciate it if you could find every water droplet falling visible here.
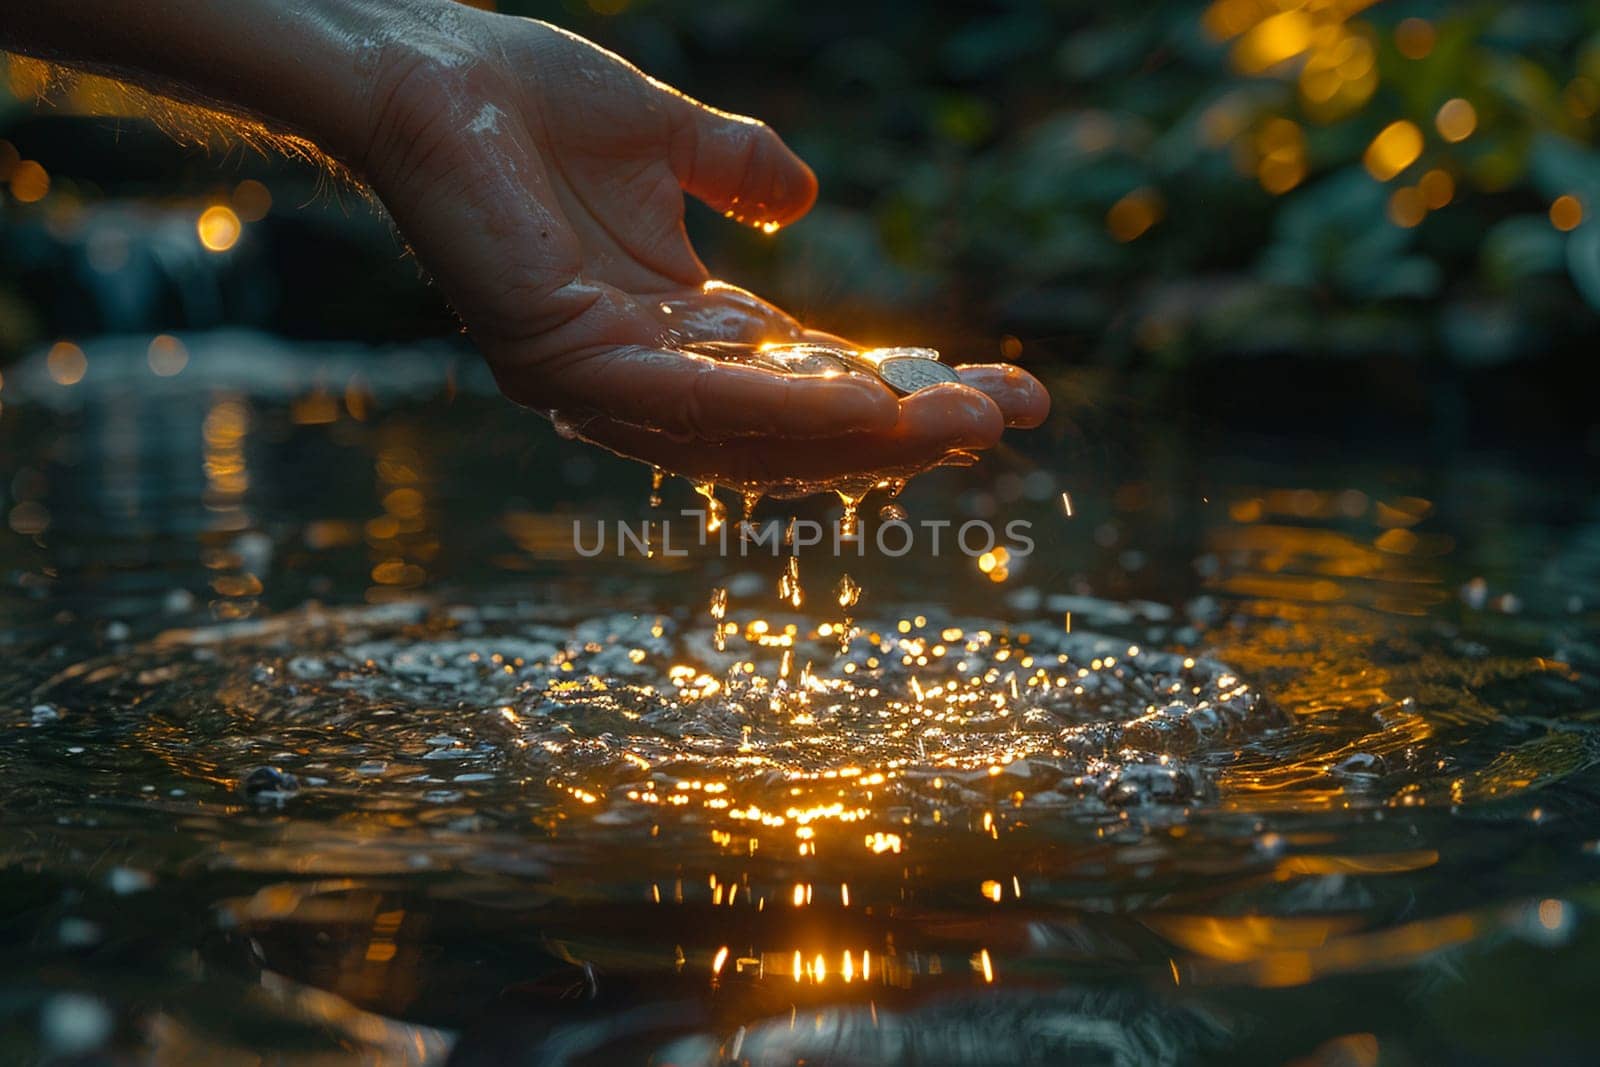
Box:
[739,490,763,540]
[695,483,725,533]
[709,587,728,652]
[835,573,862,653]
[779,556,803,609]
[836,491,864,538]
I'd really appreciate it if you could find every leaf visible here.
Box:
[1567,223,1600,313]
[1483,216,1568,284]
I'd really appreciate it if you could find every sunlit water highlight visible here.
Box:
[4,332,1600,1063]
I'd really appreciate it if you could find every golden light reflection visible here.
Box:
[1256,118,1306,195]
[1364,121,1424,182]
[1145,914,1364,964]
[199,396,256,613]
[1550,195,1584,232]
[1387,185,1425,228]
[9,159,50,202]
[1106,188,1164,243]
[1231,10,1315,74]
[365,436,434,601]
[1206,0,1380,120]
[1418,168,1454,210]
[1150,910,1483,988]
[976,546,1011,582]
[1435,98,1478,143]
[147,334,189,377]
[232,178,273,221]
[197,204,243,252]
[1394,17,1436,60]
[1273,849,1438,878]
[46,341,87,386]
[291,390,339,424]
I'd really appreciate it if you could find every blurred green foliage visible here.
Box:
[538,0,1600,364]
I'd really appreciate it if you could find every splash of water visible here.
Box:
[779,556,803,610]
[709,587,729,652]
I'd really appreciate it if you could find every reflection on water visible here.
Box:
[3,332,1600,1063]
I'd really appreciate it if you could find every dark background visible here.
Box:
[2,0,1598,446]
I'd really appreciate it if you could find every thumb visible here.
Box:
[661,87,819,230]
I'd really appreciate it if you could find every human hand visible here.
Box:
[356,6,1048,487]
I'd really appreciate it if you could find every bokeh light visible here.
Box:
[147,334,189,377]
[1418,169,1455,210]
[1550,195,1584,233]
[1394,18,1436,60]
[1435,98,1478,143]
[1256,118,1307,195]
[231,179,273,222]
[196,204,242,252]
[47,341,87,386]
[1231,10,1314,75]
[9,159,49,202]
[1106,188,1164,243]
[1364,121,1424,182]
[1388,186,1426,229]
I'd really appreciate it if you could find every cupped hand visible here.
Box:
[357,10,1047,484]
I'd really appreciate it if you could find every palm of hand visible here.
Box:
[364,15,1046,490]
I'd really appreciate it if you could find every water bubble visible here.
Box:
[878,504,908,523]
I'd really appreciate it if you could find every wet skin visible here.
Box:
[1,2,1048,486]
[355,13,1048,487]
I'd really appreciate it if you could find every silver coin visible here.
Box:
[863,346,942,363]
[875,354,961,395]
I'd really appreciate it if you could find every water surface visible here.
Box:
[3,333,1598,1065]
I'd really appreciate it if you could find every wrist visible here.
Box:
[312,0,498,171]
